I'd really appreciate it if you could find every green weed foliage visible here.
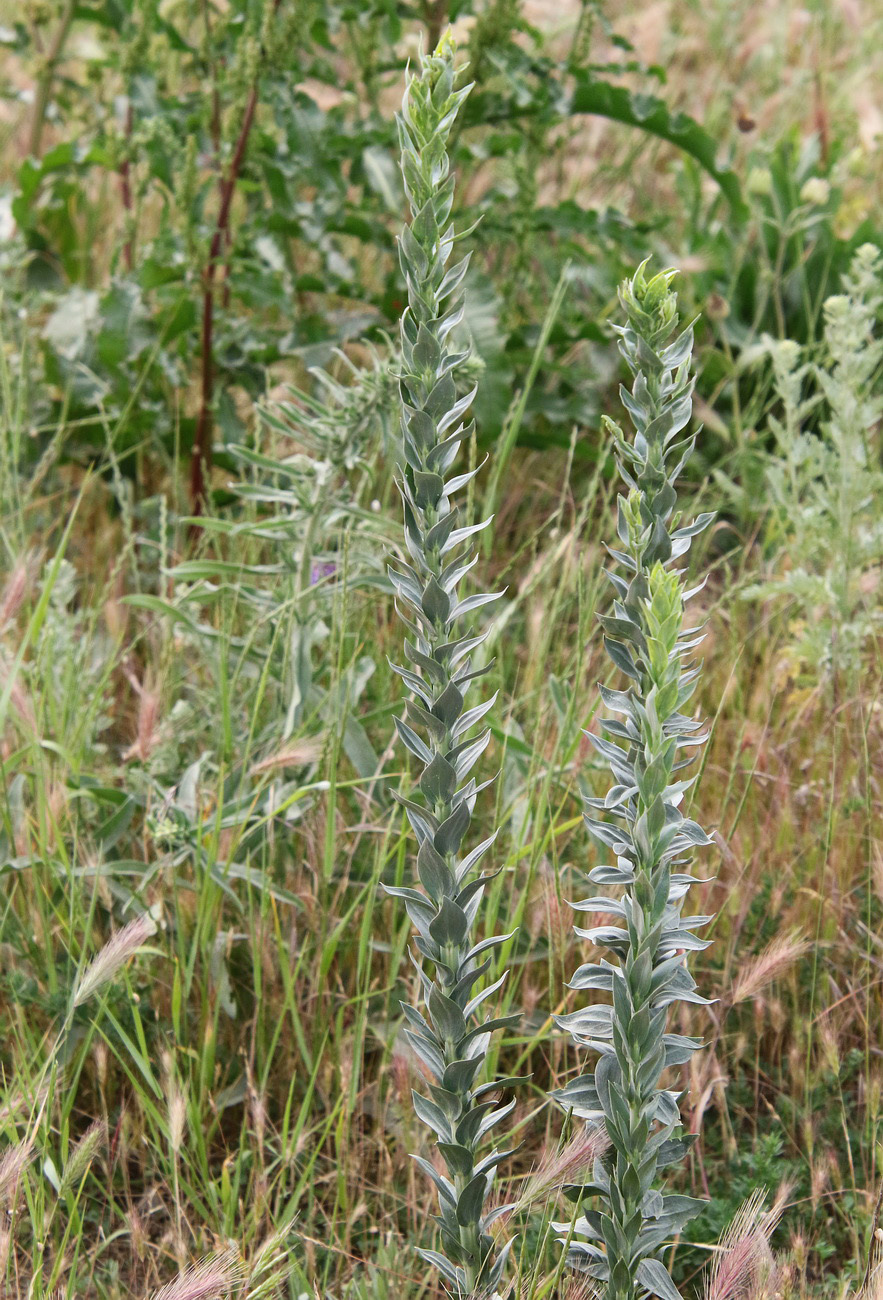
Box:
[745,244,883,682]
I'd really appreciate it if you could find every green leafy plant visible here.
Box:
[745,243,883,680]
[4,0,411,503]
[384,36,523,1299]
[2,0,752,501]
[553,264,715,1300]
[170,347,397,736]
[455,3,747,456]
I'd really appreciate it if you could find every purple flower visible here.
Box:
[310,560,337,586]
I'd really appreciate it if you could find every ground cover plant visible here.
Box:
[1,3,883,1299]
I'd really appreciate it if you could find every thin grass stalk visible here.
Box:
[554,264,716,1300]
[385,34,523,1299]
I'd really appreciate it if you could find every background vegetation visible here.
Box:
[0,1,882,1297]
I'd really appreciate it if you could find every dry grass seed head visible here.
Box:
[169,1087,187,1155]
[249,737,324,774]
[0,561,28,627]
[73,913,157,1006]
[705,1186,789,1300]
[861,1238,883,1300]
[873,845,883,908]
[123,677,163,763]
[149,1246,245,1300]
[562,1279,602,1300]
[515,1125,610,1211]
[515,1277,600,1300]
[729,933,810,1006]
[0,1138,33,1206]
[0,1079,49,1126]
[61,1119,105,1192]
[0,648,36,733]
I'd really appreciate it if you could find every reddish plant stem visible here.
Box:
[201,0,223,158]
[189,82,259,515]
[189,0,282,517]
[221,227,233,310]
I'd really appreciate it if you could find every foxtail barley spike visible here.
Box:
[73,914,157,1007]
[149,1247,245,1300]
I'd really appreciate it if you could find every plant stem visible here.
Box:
[28,0,78,160]
[422,0,450,52]
[189,83,259,515]
[119,101,134,271]
[190,0,282,516]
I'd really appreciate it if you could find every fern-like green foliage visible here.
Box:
[554,264,715,1300]
[384,36,522,1300]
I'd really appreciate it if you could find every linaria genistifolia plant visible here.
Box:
[745,243,883,680]
[385,36,522,1300]
[553,264,716,1300]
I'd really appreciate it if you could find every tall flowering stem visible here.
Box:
[385,37,521,1299]
[554,264,716,1300]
